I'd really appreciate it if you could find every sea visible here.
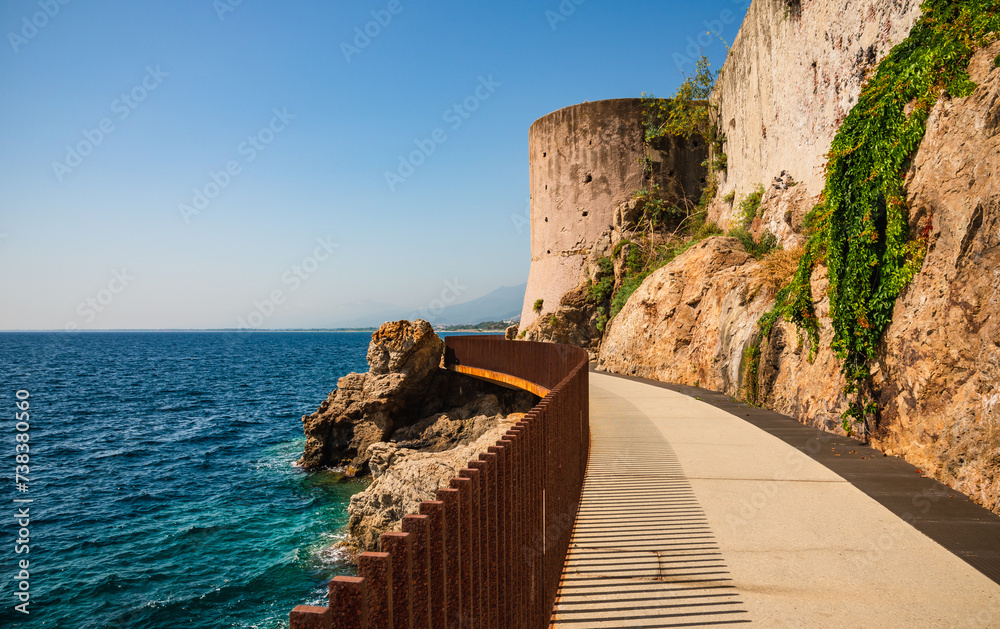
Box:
[0,331,376,629]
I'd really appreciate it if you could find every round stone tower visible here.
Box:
[519,98,707,330]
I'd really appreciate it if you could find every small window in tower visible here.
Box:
[584,174,592,184]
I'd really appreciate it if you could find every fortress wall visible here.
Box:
[519,98,706,329]
[709,0,923,225]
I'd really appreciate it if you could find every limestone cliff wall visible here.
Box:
[709,0,922,227]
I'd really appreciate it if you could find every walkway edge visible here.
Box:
[594,366,1000,587]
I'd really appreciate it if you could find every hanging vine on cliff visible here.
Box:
[757,0,1000,437]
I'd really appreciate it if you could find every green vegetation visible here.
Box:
[754,0,1000,436]
[532,299,543,313]
[742,342,762,406]
[736,185,765,226]
[585,56,729,334]
[641,56,716,141]
[632,184,687,227]
[726,185,778,259]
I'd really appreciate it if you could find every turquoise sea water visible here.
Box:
[0,331,372,629]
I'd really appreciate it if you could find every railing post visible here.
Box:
[358,552,393,629]
[450,475,474,627]
[470,455,497,629]
[290,606,332,629]
[419,501,448,627]
[329,576,368,629]
[458,467,484,627]
[436,487,463,627]
[380,532,413,629]
[401,515,431,629]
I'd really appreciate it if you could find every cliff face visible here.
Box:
[599,40,1000,514]
[874,42,1000,511]
[709,0,922,226]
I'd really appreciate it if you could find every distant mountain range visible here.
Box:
[328,284,526,329]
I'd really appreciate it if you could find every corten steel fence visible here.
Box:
[290,336,590,629]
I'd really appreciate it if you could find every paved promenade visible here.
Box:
[549,371,1000,628]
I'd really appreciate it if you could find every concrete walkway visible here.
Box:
[550,371,1000,628]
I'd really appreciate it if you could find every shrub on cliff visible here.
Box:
[642,56,716,141]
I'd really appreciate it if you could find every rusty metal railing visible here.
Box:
[290,336,590,629]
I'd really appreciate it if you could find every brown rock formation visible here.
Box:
[598,237,772,392]
[346,403,526,552]
[298,320,536,473]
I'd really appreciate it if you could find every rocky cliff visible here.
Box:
[298,320,536,474]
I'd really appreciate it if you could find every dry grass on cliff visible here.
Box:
[751,246,804,301]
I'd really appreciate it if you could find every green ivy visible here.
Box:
[588,257,615,304]
[736,185,765,229]
[727,184,776,259]
[642,56,716,141]
[756,0,1000,436]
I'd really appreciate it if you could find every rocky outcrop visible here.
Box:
[298,320,536,474]
[346,401,525,551]
[598,237,771,393]
[522,285,603,358]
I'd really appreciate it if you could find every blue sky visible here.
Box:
[0,0,748,330]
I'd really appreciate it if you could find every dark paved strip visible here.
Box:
[596,367,1000,587]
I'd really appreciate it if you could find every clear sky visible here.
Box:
[0,0,748,330]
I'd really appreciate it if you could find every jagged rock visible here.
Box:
[597,237,773,391]
[298,319,536,473]
[346,412,525,552]
[749,177,812,250]
[505,325,518,340]
[522,285,603,359]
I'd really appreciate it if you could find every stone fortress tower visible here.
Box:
[518,98,707,330]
